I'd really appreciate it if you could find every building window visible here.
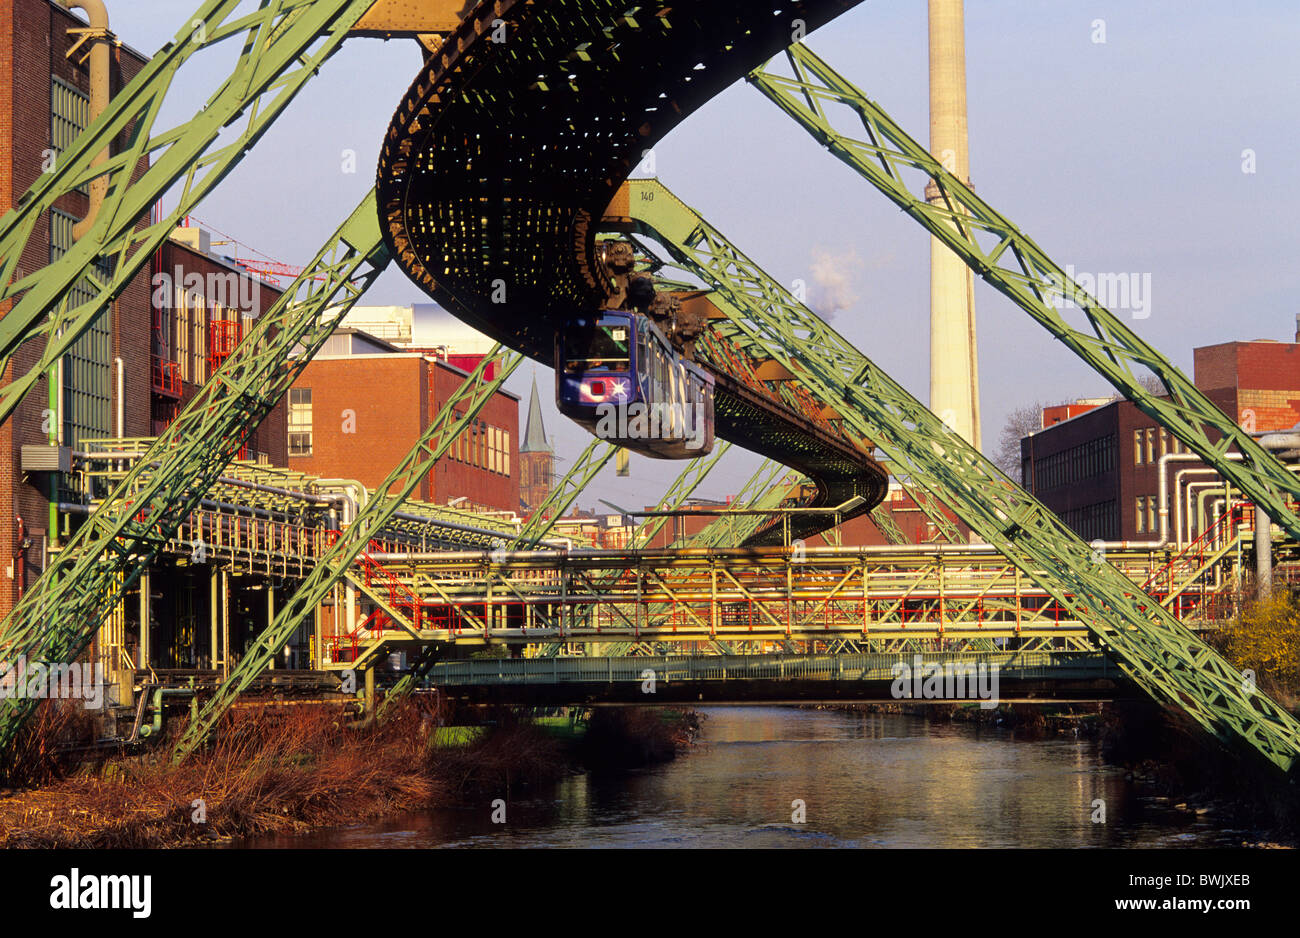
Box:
[1135,496,1145,534]
[51,210,111,447]
[1148,497,1158,534]
[502,430,511,477]
[51,78,89,195]
[288,387,312,456]
[1159,428,1168,459]
[1133,429,1143,465]
[1061,499,1117,541]
[1031,434,1116,492]
[1145,427,1155,464]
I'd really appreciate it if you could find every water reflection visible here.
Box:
[236,707,1251,849]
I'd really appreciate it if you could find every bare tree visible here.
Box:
[993,402,1044,482]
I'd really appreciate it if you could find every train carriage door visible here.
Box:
[636,318,649,397]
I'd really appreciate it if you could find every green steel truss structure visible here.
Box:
[623,177,1300,773]
[0,190,388,748]
[683,460,799,549]
[1,1,1292,775]
[896,470,963,544]
[534,443,731,659]
[0,0,379,426]
[748,42,1300,542]
[870,505,906,546]
[624,442,733,551]
[173,348,523,761]
[511,440,617,548]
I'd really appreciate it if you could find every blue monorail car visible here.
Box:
[556,311,715,458]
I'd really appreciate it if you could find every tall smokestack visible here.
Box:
[927,0,981,449]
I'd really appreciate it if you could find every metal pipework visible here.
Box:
[1248,432,1300,596]
[62,1,112,240]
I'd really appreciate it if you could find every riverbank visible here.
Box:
[231,706,1279,848]
[0,703,699,848]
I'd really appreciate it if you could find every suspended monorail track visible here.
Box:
[376,0,885,543]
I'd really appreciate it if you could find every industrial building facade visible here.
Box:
[1022,337,1300,543]
[0,1,292,622]
[0,0,154,619]
[287,329,521,514]
[152,230,289,463]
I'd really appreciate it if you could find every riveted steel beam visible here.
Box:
[0,0,379,427]
[172,347,523,761]
[749,42,1300,542]
[626,177,1300,773]
[0,190,389,748]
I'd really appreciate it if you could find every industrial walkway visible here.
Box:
[428,650,1130,705]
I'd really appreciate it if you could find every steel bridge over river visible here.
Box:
[0,1,1297,774]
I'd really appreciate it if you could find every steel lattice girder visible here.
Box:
[894,469,963,544]
[685,461,801,549]
[511,439,617,548]
[748,42,1300,542]
[397,442,730,678]
[625,442,733,550]
[0,0,380,426]
[625,177,1300,773]
[172,348,523,762]
[320,544,1227,643]
[870,505,906,545]
[0,190,389,748]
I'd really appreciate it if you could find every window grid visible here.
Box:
[1031,434,1116,492]
[288,387,312,456]
[51,210,111,448]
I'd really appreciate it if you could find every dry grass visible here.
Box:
[0,702,703,848]
[0,701,443,848]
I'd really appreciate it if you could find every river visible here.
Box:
[237,706,1259,848]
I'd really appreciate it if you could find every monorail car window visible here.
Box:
[563,322,631,372]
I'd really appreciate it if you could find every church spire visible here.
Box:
[520,373,552,454]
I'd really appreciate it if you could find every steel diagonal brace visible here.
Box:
[0,0,380,427]
[532,453,765,656]
[342,573,421,639]
[627,177,1300,773]
[512,440,617,548]
[0,189,388,747]
[625,442,732,550]
[748,42,1300,542]
[172,348,523,762]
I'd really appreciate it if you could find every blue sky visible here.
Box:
[101,1,1300,512]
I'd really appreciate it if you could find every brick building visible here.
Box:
[0,2,290,621]
[0,0,156,618]
[152,228,289,462]
[1021,337,1300,543]
[286,329,521,513]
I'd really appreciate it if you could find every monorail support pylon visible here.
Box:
[0,190,389,748]
[748,42,1300,543]
[172,348,523,762]
[623,177,1300,773]
[0,0,385,427]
